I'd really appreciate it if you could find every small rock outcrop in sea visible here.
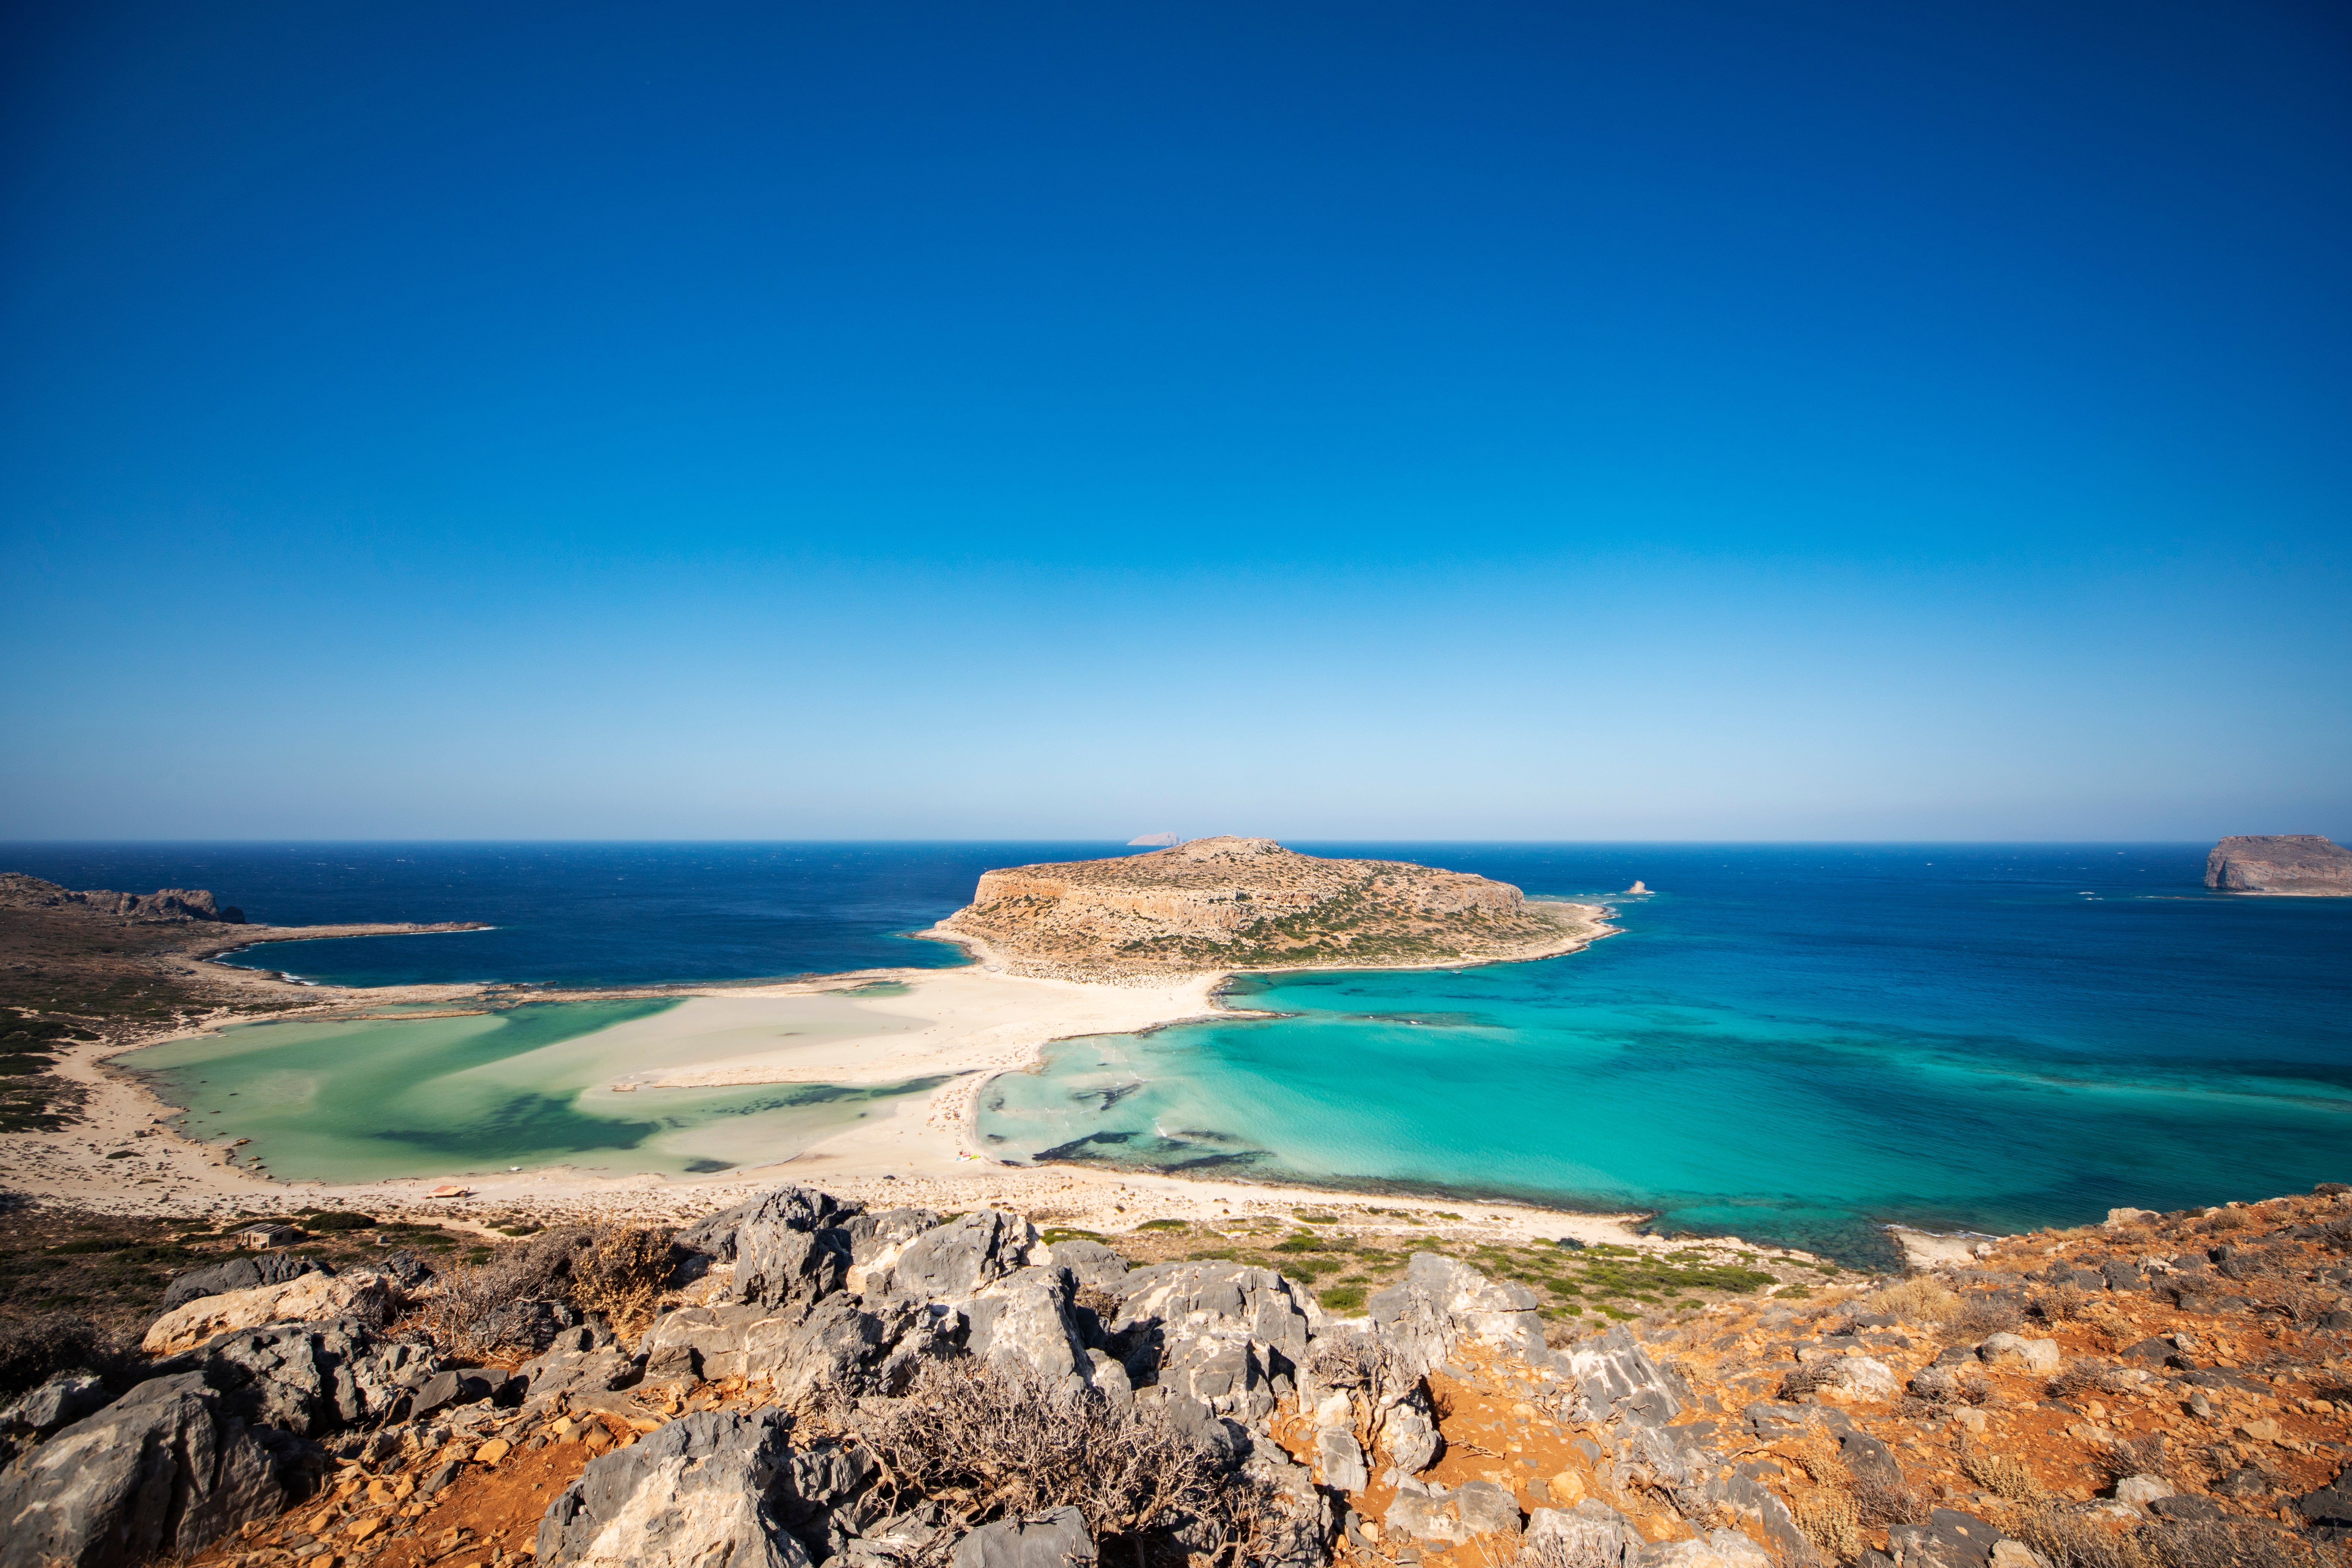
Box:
[0,872,245,923]
[2205,835,2352,896]
[935,837,1603,979]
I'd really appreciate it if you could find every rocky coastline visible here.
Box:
[2205,837,2352,897]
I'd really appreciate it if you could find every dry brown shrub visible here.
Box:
[409,1222,671,1356]
[1790,1488,1862,1562]
[861,1357,1308,1568]
[1909,1365,1992,1406]
[410,1262,525,1360]
[2028,1286,2089,1324]
[1867,1277,1960,1323]
[1784,1437,1851,1489]
[1848,1471,1927,1529]
[2093,1433,2174,1486]
[1945,1293,2025,1339]
[2006,1504,2156,1568]
[2048,1359,2145,1401]
[1958,1440,2041,1500]
[569,1224,673,1336]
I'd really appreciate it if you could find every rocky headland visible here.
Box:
[2205,838,2352,896]
[0,1181,2346,1568]
[933,838,1608,981]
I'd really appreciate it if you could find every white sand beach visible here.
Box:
[0,929,1724,1256]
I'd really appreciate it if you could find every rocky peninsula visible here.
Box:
[2205,837,2352,896]
[933,837,1608,981]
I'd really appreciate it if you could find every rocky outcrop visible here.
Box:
[0,1373,297,1568]
[141,1268,401,1356]
[2205,835,2352,895]
[934,837,1602,976]
[536,1408,816,1568]
[158,1252,324,1311]
[0,874,243,923]
[950,1507,1096,1568]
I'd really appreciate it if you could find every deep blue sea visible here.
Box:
[8,842,2347,1263]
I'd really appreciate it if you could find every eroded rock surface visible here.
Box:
[2205,835,2352,895]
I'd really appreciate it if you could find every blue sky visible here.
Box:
[4,1,2347,840]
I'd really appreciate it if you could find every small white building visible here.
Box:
[233,1223,301,1249]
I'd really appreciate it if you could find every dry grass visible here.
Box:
[1959,1440,2042,1500]
[1866,1278,1960,1323]
[1790,1487,1861,1562]
[860,1357,1310,1568]
[1944,1293,2025,1340]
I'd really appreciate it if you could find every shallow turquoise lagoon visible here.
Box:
[125,999,946,1181]
[980,845,2352,1265]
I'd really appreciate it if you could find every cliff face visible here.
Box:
[935,835,1599,977]
[0,873,242,923]
[2204,836,2352,896]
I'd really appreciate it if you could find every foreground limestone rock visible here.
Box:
[934,837,1601,976]
[0,1373,293,1568]
[949,1506,1096,1568]
[159,1251,323,1311]
[141,1268,400,1355]
[2205,835,2352,895]
[538,1409,813,1568]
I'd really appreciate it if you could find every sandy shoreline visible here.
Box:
[0,900,1850,1261]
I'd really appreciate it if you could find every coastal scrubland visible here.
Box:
[0,1180,2340,1568]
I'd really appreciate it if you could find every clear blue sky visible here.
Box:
[4,1,2347,841]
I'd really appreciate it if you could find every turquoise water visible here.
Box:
[981,845,2352,1265]
[124,999,949,1181]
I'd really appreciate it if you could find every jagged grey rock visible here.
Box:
[1840,1431,1906,1490]
[1383,1479,1471,1546]
[409,1366,518,1424]
[843,1207,946,1262]
[1317,1426,1368,1494]
[159,1252,324,1311]
[964,1266,1097,1390]
[877,1211,1037,1302]
[0,1372,109,1436]
[1643,1530,1776,1568]
[1455,1479,1521,1536]
[481,1298,611,1357]
[1042,1239,1129,1292]
[536,1407,811,1568]
[1523,1501,1644,1567]
[949,1506,1095,1568]
[1113,1262,1315,1424]
[672,1187,864,1310]
[519,1344,643,1415]
[154,1318,435,1437]
[1367,1254,1545,1378]
[641,1293,932,1402]
[1887,1509,2003,1568]
[0,1373,290,1568]
[1562,1325,1690,1428]
[1379,1385,1441,1473]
